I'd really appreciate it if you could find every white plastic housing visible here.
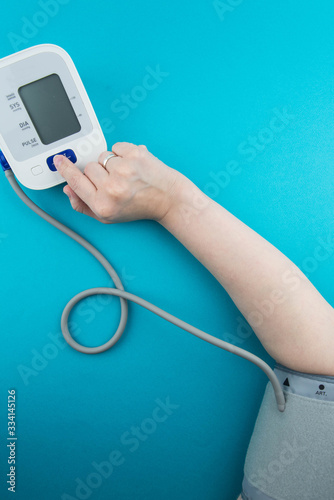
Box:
[0,44,107,189]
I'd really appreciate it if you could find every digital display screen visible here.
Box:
[18,74,81,145]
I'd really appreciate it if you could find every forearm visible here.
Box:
[160,174,334,374]
[55,142,334,375]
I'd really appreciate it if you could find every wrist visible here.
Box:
[158,171,211,229]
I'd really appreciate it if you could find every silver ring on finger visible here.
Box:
[103,152,118,169]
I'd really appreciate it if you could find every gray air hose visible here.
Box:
[5,169,286,412]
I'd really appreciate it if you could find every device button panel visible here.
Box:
[31,165,43,176]
[46,149,77,171]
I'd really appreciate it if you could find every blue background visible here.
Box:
[1,1,334,499]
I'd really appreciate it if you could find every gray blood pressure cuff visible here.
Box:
[241,363,334,500]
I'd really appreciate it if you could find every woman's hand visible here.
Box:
[54,142,184,224]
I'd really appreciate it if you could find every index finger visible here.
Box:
[54,155,96,203]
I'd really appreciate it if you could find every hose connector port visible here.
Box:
[0,150,11,171]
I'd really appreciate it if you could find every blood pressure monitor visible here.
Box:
[0,44,107,189]
[0,46,287,414]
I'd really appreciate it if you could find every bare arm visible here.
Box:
[54,142,334,376]
[160,175,334,375]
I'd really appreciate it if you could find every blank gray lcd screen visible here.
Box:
[18,74,81,145]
